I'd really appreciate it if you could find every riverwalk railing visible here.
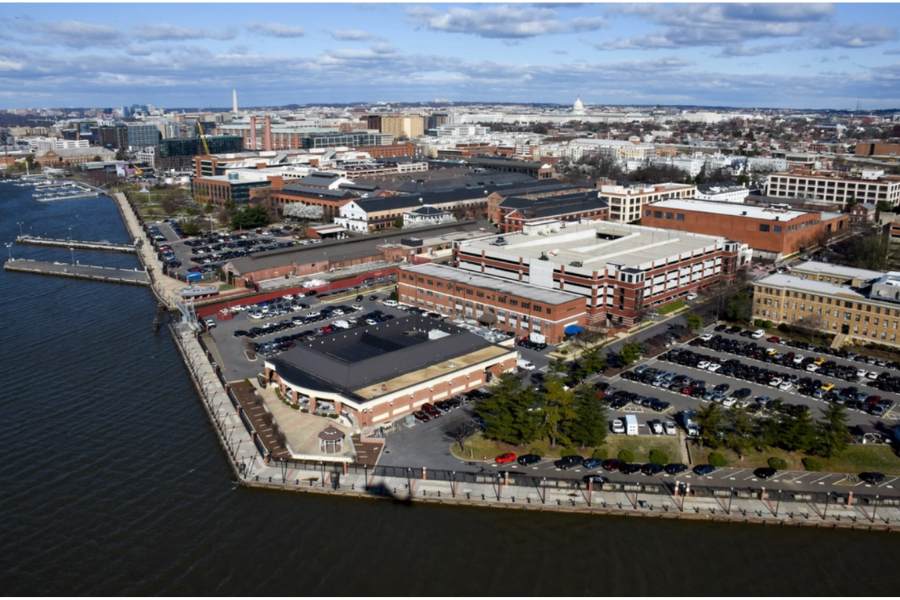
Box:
[173,322,900,532]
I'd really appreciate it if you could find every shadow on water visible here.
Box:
[364,481,414,507]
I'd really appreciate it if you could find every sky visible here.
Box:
[0,2,899,110]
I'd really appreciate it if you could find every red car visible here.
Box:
[495,452,517,464]
[422,403,441,418]
[766,336,781,343]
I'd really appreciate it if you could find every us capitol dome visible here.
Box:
[572,97,586,115]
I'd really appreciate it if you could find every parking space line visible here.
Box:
[810,474,832,484]
[879,476,899,488]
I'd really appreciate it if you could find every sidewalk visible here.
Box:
[113,191,185,308]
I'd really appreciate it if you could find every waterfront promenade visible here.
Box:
[172,314,900,531]
[112,192,186,309]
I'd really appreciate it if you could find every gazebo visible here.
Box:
[318,425,346,454]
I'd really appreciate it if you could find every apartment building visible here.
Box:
[765,169,900,208]
[599,183,696,223]
[455,220,749,327]
[753,267,900,348]
[398,263,588,343]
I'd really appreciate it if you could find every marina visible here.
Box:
[11,177,103,201]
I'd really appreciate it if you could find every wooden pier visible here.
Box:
[4,258,150,286]
[16,235,136,253]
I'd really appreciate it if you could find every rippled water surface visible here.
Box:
[0,181,898,596]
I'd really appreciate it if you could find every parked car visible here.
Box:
[753,467,777,479]
[641,463,664,476]
[611,418,625,434]
[859,472,886,485]
[693,464,716,476]
[517,454,542,466]
[413,410,430,423]
[664,463,688,475]
[582,458,603,470]
[495,452,517,465]
[554,455,584,470]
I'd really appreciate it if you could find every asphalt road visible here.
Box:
[380,405,900,497]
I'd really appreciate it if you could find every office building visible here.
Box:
[126,123,161,149]
[398,263,587,343]
[455,220,749,327]
[753,263,900,348]
[599,183,696,223]
[765,169,900,208]
[640,199,849,260]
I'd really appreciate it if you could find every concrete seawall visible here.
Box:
[168,323,899,532]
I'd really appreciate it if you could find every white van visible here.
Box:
[751,329,765,339]
[625,414,639,436]
[517,359,536,371]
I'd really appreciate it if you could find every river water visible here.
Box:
[0,181,897,596]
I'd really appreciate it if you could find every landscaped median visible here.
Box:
[692,444,900,475]
[451,431,684,465]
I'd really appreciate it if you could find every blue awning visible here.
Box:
[564,325,584,336]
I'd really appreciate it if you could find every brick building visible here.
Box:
[455,220,750,327]
[398,263,588,343]
[263,315,517,430]
[753,265,900,348]
[640,199,849,260]
[496,191,608,232]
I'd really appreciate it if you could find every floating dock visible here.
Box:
[16,235,137,253]
[4,258,150,286]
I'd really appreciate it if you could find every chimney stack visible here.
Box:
[263,115,273,151]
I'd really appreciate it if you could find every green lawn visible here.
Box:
[452,432,683,464]
[692,444,900,475]
[657,299,686,315]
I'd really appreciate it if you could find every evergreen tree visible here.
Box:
[475,374,540,445]
[566,385,607,449]
[777,408,816,453]
[696,403,724,449]
[724,406,755,458]
[540,374,575,448]
[816,404,851,458]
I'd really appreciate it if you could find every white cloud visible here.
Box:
[330,29,374,41]
[247,23,305,38]
[408,4,605,39]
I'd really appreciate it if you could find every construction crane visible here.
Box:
[196,121,211,155]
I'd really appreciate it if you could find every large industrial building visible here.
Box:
[263,315,517,429]
[753,262,900,348]
[639,199,849,260]
[455,220,750,327]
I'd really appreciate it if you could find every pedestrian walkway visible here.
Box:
[113,192,186,308]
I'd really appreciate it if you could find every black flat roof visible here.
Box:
[270,315,495,402]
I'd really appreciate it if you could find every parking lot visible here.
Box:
[631,325,900,425]
[206,290,407,381]
[145,220,307,280]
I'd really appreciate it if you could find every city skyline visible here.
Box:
[0,2,899,110]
